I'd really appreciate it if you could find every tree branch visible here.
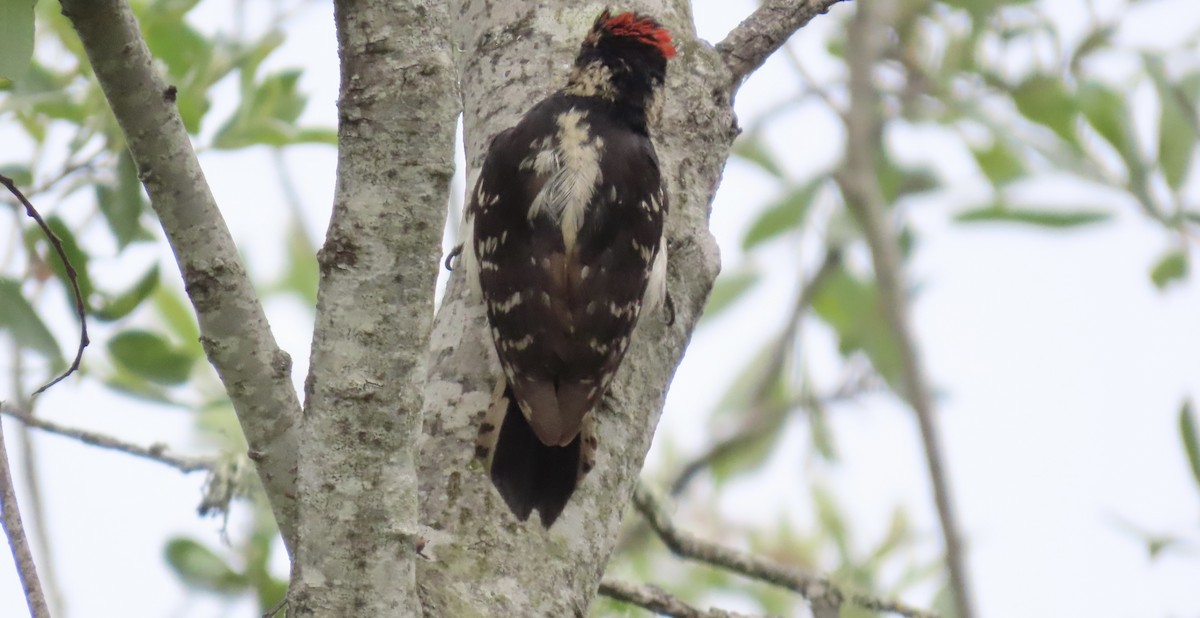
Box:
[598,578,764,618]
[836,4,976,618]
[0,407,52,618]
[288,0,458,613]
[717,0,851,88]
[58,0,303,552]
[0,403,215,474]
[634,482,938,618]
[670,248,841,496]
[6,357,65,617]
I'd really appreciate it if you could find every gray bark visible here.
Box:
[289,0,459,614]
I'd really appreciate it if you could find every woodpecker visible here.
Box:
[456,9,676,527]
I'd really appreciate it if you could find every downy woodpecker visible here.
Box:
[459,9,675,527]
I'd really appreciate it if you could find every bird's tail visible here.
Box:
[475,383,593,527]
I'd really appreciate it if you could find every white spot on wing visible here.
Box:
[490,291,522,314]
[642,233,668,314]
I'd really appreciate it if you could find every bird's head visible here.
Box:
[582,9,676,62]
[568,9,676,102]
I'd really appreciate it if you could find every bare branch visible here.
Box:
[58,0,302,552]
[717,0,851,88]
[0,174,89,396]
[836,4,975,617]
[667,248,843,497]
[0,406,52,618]
[599,578,765,618]
[0,403,215,473]
[7,357,64,617]
[634,481,938,618]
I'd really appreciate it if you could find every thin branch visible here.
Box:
[599,578,766,618]
[0,174,89,397]
[0,405,52,618]
[58,0,302,552]
[670,248,841,496]
[836,4,975,618]
[10,355,65,617]
[0,403,215,473]
[717,0,851,88]
[633,481,939,618]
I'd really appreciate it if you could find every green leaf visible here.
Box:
[213,69,316,149]
[940,0,997,23]
[812,485,852,563]
[812,267,903,388]
[1070,26,1116,75]
[102,368,179,406]
[1145,62,1197,190]
[25,216,94,310]
[1150,250,1188,290]
[870,507,913,563]
[164,537,248,594]
[294,127,339,146]
[806,389,838,460]
[108,329,195,385]
[0,163,32,187]
[0,277,65,368]
[1077,80,1134,162]
[955,205,1110,228]
[742,176,824,250]
[1012,75,1078,146]
[1180,400,1200,493]
[93,265,159,321]
[0,0,35,81]
[153,285,201,347]
[702,269,759,320]
[877,155,938,203]
[95,150,149,249]
[731,133,786,180]
[972,140,1025,186]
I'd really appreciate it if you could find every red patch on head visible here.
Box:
[599,10,677,59]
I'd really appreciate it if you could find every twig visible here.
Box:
[0,174,90,397]
[780,42,843,114]
[670,248,841,496]
[599,578,766,618]
[717,0,851,87]
[0,403,215,473]
[0,404,53,618]
[634,481,938,618]
[837,4,975,618]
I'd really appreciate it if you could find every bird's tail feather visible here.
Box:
[478,384,581,527]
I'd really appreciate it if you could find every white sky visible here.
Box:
[2,1,1199,617]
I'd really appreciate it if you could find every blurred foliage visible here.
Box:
[607,0,1200,615]
[0,0,323,611]
[0,0,36,82]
